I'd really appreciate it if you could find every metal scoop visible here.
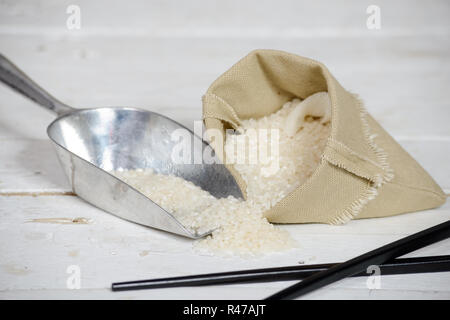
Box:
[0,54,243,239]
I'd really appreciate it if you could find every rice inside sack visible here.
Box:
[113,98,331,256]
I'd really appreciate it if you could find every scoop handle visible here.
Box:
[0,53,75,116]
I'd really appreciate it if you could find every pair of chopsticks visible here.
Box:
[112,255,450,291]
[112,220,450,296]
[267,220,450,299]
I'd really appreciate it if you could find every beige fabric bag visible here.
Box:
[202,49,446,224]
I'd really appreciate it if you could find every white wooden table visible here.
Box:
[0,0,449,299]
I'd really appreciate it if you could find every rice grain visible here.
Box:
[112,99,331,256]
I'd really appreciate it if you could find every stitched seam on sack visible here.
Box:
[327,138,385,170]
[202,94,248,198]
[358,101,395,182]
[319,93,442,206]
[389,181,446,200]
[203,111,239,128]
[329,182,379,225]
[323,143,385,181]
[202,93,242,126]
[322,153,374,182]
[328,95,395,225]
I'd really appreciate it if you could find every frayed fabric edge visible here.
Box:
[328,95,395,225]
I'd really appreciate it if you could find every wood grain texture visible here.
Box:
[1,287,449,300]
[0,35,449,139]
[0,196,449,299]
[0,0,449,299]
[1,0,449,36]
[0,139,449,194]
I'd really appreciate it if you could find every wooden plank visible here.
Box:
[0,196,449,298]
[0,139,70,193]
[1,0,449,36]
[0,34,449,140]
[1,138,448,194]
[0,286,449,300]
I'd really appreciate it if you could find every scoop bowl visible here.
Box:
[0,53,243,238]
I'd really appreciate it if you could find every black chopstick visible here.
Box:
[111,255,450,292]
[266,220,450,300]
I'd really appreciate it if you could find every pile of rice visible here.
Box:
[112,99,331,256]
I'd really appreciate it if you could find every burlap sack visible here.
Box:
[202,49,446,224]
